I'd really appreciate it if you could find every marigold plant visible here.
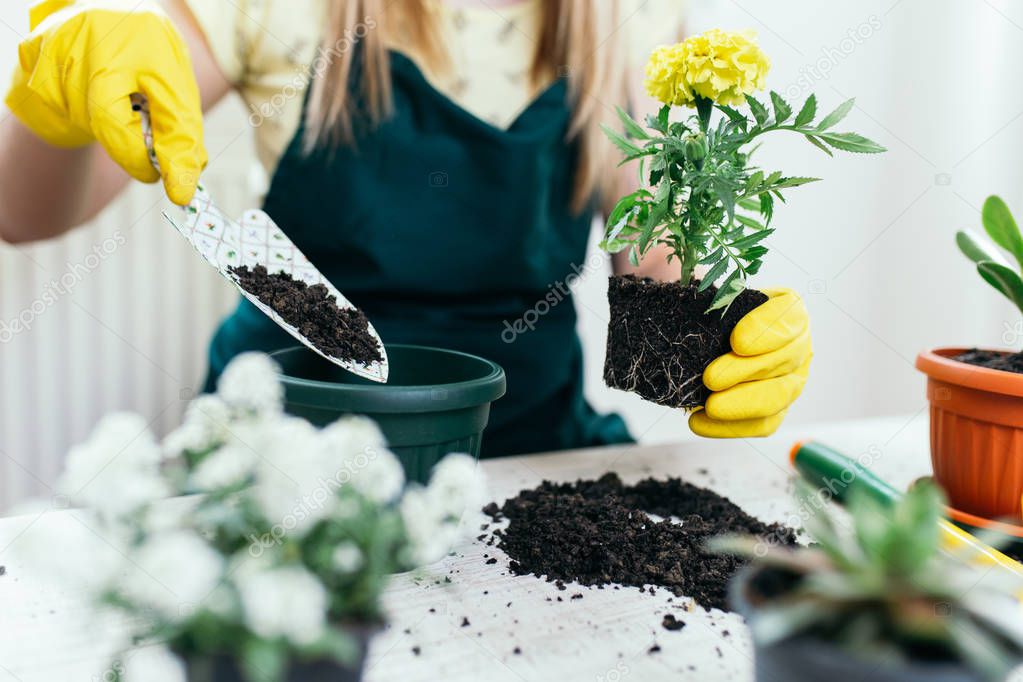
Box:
[603,29,886,310]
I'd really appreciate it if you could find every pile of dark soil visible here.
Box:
[953,348,1023,375]
[604,275,767,408]
[230,265,382,366]
[483,473,796,612]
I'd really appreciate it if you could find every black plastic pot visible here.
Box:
[730,567,985,682]
[271,345,506,483]
[182,626,375,682]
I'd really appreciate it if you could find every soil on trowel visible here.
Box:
[482,473,797,612]
[604,275,767,408]
[229,265,382,366]
[953,348,1023,375]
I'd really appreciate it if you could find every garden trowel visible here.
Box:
[132,94,388,383]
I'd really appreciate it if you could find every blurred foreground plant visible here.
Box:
[712,480,1023,680]
[14,353,485,681]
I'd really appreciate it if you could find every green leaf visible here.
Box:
[242,638,287,682]
[794,94,817,127]
[628,246,639,267]
[805,134,834,157]
[717,105,748,125]
[699,259,729,291]
[746,95,769,126]
[956,229,1011,268]
[742,245,769,261]
[729,228,774,250]
[707,269,744,312]
[615,105,650,141]
[760,193,775,224]
[736,214,765,230]
[817,132,887,154]
[699,246,725,264]
[658,104,670,131]
[982,195,1023,268]
[769,176,821,190]
[601,124,644,156]
[747,170,765,191]
[817,98,856,130]
[770,91,792,123]
[977,261,1023,312]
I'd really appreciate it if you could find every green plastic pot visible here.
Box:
[270,345,506,483]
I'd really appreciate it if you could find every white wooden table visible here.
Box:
[0,413,932,681]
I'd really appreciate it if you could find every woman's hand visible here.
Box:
[5,0,206,205]
[689,288,811,438]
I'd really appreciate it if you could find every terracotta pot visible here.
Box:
[915,347,1023,520]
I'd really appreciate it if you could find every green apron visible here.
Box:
[206,51,632,457]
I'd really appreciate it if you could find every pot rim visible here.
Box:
[271,344,507,413]
[915,347,1023,398]
[946,504,1023,539]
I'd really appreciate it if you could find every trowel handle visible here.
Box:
[131,93,162,176]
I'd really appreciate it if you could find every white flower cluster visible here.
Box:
[400,454,488,565]
[13,351,489,674]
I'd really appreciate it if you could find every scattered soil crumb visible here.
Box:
[662,614,686,631]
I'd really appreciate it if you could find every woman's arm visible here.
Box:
[0,0,232,244]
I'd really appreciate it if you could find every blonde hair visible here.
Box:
[305,0,626,212]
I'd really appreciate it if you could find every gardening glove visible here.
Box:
[5,0,206,205]
[689,288,811,438]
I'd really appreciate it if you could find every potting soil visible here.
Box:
[482,473,797,612]
[604,276,767,408]
[230,265,383,366]
[954,348,1023,375]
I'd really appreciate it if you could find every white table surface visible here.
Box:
[0,412,933,682]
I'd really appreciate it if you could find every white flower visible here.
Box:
[122,530,224,618]
[58,413,169,519]
[190,445,256,490]
[428,454,487,518]
[217,353,283,415]
[332,542,363,573]
[120,645,186,682]
[163,395,232,457]
[321,417,404,504]
[249,416,338,534]
[398,455,487,566]
[400,487,460,566]
[237,565,327,646]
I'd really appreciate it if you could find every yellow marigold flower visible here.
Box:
[644,29,771,108]
[644,44,689,107]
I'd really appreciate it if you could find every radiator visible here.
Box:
[0,172,248,509]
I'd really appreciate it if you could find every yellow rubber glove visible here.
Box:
[5,0,206,205]
[689,288,812,438]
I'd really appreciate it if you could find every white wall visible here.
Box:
[2,0,1022,504]
[581,0,1023,443]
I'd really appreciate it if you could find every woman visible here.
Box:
[0,0,810,456]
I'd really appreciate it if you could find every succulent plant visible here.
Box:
[712,480,1023,680]
[957,195,1023,320]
